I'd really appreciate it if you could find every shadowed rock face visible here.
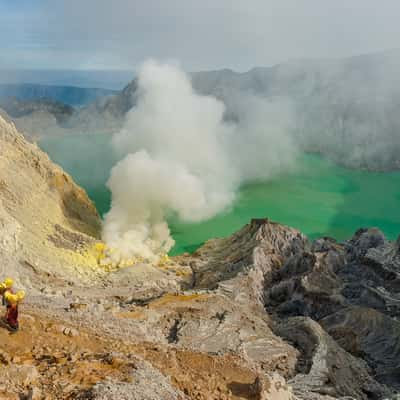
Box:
[276,317,389,400]
[261,225,400,397]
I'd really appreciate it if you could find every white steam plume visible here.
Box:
[102,60,296,262]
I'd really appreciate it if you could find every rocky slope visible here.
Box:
[0,120,399,399]
[0,115,102,289]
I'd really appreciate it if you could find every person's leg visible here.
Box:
[6,305,18,331]
[5,305,10,323]
[13,306,18,330]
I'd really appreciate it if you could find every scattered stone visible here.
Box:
[69,302,88,311]
[63,327,79,337]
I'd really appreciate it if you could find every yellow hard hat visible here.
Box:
[4,278,13,288]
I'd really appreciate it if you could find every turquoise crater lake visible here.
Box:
[39,134,400,255]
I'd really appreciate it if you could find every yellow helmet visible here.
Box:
[4,278,13,288]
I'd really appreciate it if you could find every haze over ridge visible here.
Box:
[2,0,400,71]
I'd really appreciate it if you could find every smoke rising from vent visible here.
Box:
[102,60,296,261]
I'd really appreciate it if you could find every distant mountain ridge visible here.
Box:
[3,50,400,170]
[0,69,134,90]
[71,50,400,170]
[0,83,117,107]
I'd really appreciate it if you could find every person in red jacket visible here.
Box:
[0,278,25,332]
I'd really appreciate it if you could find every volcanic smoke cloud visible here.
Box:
[102,60,296,261]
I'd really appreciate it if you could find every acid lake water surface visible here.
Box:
[39,133,400,255]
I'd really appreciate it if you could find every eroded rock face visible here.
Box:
[177,220,399,398]
[276,317,390,400]
[190,219,307,308]
[263,226,400,397]
[321,307,400,390]
[0,115,102,288]
[170,219,397,398]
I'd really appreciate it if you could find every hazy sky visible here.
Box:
[1,0,400,71]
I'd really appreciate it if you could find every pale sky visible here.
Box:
[1,0,400,71]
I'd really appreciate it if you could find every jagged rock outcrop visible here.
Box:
[263,225,400,397]
[190,219,307,307]
[276,317,390,399]
[0,115,102,288]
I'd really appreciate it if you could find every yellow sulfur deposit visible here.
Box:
[93,242,106,254]
[78,241,176,272]
[158,254,170,266]
[86,242,145,271]
[92,242,107,262]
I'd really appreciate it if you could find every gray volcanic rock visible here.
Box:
[342,228,400,317]
[321,307,400,390]
[276,317,390,400]
[116,291,299,377]
[190,219,307,307]
[81,359,187,400]
[264,225,400,397]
